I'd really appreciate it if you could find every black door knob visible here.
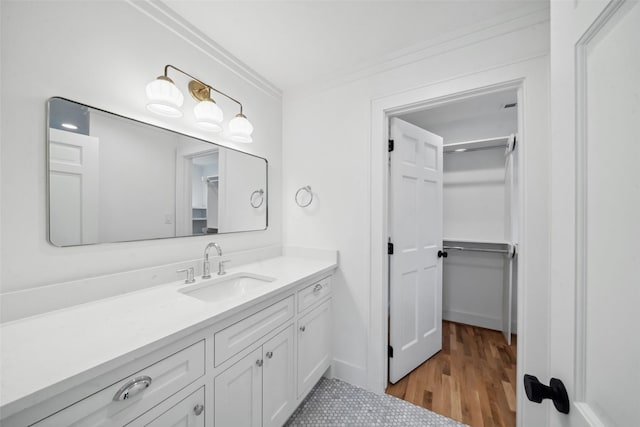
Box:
[437,250,448,258]
[524,374,570,414]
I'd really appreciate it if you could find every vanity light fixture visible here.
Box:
[146,65,254,142]
[145,75,184,118]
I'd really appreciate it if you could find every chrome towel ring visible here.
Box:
[250,189,265,208]
[295,185,313,207]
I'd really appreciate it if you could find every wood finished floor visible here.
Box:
[386,321,517,427]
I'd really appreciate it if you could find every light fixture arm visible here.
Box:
[163,64,243,113]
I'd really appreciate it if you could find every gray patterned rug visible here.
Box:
[285,378,467,426]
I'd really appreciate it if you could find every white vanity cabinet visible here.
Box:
[213,275,332,427]
[214,326,294,427]
[1,263,335,427]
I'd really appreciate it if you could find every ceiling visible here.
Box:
[399,89,518,143]
[163,1,548,92]
[400,89,517,129]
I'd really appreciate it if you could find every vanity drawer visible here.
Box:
[33,340,205,427]
[126,386,205,426]
[215,296,294,366]
[297,276,331,313]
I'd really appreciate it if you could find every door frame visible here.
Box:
[368,55,550,426]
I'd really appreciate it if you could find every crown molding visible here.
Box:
[127,0,283,100]
[295,4,550,94]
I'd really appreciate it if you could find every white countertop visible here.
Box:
[0,254,337,418]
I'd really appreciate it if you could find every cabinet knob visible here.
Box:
[266,351,273,359]
[256,359,263,367]
[193,403,204,416]
[299,325,306,332]
[313,284,323,293]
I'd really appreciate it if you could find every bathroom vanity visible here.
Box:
[0,250,336,426]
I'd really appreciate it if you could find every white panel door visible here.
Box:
[48,128,99,246]
[262,326,294,427]
[547,1,640,425]
[214,347,262,427]
[388,118,443,384]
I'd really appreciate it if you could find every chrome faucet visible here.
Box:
[202,242,222,279]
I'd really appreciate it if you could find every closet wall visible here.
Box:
[400,90,518,333]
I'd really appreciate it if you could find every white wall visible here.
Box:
[0,1,282,294]
[282,12,549,391]
[443,147,507,240]
[442,147,512,332]
[218,149,268,233]
[442,251,506,328]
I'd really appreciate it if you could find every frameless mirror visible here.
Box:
[47,97,267,247]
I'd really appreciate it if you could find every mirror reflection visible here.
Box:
[47,97,267,247]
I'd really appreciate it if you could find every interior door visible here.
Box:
[48,128,99,246]
[546,1,640,425]
[388,117,443,384]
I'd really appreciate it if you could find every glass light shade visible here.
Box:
[146,77,184,118]
[227,114,254,143]
[193,100,223,132]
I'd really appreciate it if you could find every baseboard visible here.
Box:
[443,309,502,331]
[332,358,368,390]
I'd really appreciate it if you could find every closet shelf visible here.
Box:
[443,135,512,153]
[443,237,510,246]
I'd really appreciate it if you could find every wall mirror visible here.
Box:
[47,97,267,247]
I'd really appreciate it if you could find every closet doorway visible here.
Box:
[386,89,519,427]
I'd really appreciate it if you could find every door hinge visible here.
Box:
[388,139,394,152]
[388,242,394,255]
[388,345,394,358]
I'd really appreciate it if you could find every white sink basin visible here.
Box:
[179,273,276,303]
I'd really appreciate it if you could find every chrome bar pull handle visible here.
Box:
[113,376,152,401]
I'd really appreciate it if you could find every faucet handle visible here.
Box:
[177,267,196,284]
[218,260,230,276]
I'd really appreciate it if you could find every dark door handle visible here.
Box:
[524,374,570,414]
[437,250,448,258]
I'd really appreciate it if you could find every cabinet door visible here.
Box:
[214,347,262,427]
[297,300,332,397]
[262,326,295,427]
[129,387,205,427]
